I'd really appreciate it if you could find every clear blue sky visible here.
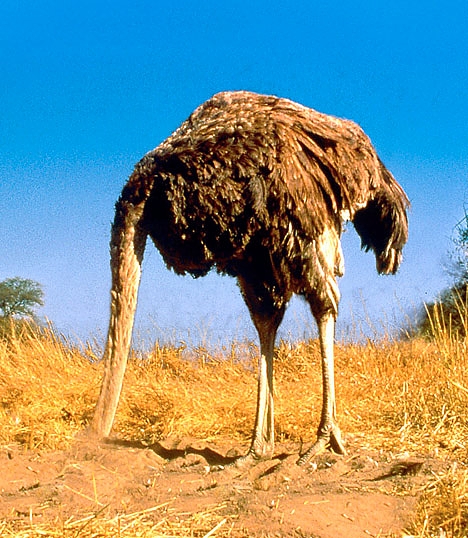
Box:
[1,1,467,345]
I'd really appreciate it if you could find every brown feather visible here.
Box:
[121,90,408,311]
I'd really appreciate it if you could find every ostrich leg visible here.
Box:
[298,311,346,464]
[249,318,278,459]
[237,276,285,462]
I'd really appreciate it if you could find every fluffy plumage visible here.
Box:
[121,91,408,311]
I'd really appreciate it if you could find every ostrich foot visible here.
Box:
[297,423,346,466]
[211,444,273,473]
[227,451,261,470]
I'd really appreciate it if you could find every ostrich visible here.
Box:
[89,91,409,465]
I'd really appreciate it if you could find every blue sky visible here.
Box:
[1,1,467,345]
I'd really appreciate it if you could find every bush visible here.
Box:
[418,283,467,340]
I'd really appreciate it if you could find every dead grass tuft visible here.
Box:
[407,464,468,537]
[0,327,98,450]
[0,502,238,537]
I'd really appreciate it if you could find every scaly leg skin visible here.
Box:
[218,326,277,472]
[298,311,346,466]
[211,276,284,472]
[220,275,285,471]
[249,326,276,459]
[297,422,346,465]
[210,343,275,473]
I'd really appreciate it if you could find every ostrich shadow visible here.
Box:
[102,437,292,467]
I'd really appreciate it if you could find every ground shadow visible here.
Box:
[102,437,293,467]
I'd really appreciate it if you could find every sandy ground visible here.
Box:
[0,435,448,537]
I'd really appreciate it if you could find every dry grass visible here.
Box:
[407,464,468,537]
[0,503,236,538]
[0,325,97,450]
[0,314,467,537]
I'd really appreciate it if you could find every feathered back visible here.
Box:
[121,91,409,280]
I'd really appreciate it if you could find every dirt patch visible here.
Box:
[0,436,449,537]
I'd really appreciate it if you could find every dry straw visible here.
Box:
[0,307,467,536]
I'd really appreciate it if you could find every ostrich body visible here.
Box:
[90,91,409,464]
